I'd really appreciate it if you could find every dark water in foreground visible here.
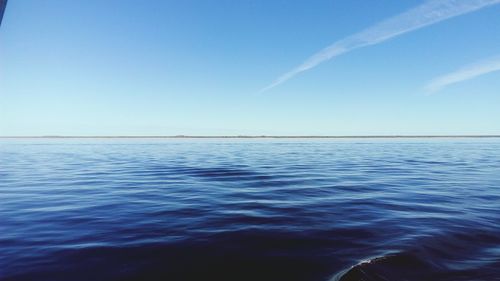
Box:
[1,139,500,281]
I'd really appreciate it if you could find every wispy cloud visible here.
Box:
[260,0,500,92]
[425,56,500,93]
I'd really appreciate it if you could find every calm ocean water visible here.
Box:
[1,138,499,281]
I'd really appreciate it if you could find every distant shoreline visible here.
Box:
[1,135,500,139]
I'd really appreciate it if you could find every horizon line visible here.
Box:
[1,135,500,139]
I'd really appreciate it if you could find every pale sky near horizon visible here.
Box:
[1,0,499,136]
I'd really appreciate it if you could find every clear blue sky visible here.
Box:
[1,0,499,136]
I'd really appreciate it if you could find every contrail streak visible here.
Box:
[260,0,500,92]
[425,56,500,92]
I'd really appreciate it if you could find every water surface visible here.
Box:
[1,138,499,281]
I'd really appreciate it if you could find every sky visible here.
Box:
[1,0,499,136]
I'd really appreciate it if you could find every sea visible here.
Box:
[1,138,499,281]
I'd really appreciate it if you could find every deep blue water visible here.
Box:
[1,138,500,281]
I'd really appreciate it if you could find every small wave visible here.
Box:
[331,228,500,281]
[331,252,435,281]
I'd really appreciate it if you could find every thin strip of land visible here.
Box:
[1,135,499,139]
